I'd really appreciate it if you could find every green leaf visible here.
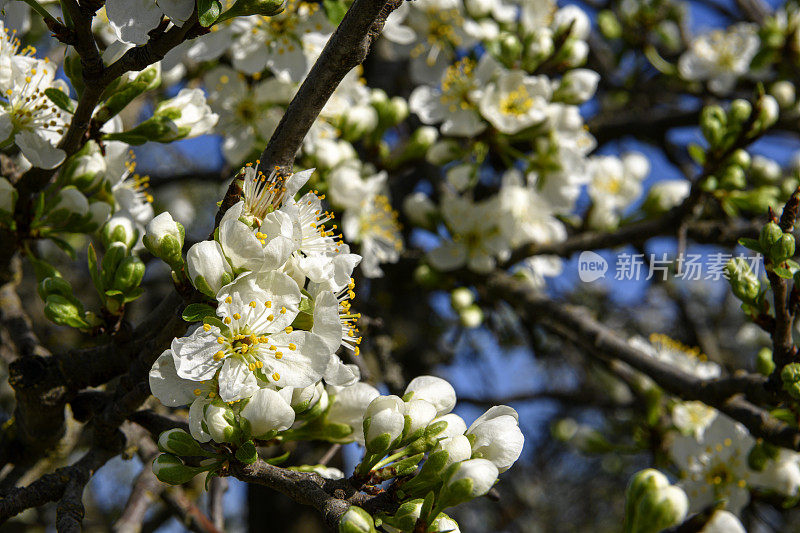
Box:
[48,236,76,259]
[198,0,223,26]
[265,451,290,465]
[44,88,75,113]
[687,143,705,165]
[235,441,259,464]
[322,0,348,24]
[786,259,800,272]
[772,265,794,279]
[738,238,763,253]
[182,302,217,323]
[86,244,103,294]
[123,287,144,303]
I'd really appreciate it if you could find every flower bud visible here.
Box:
[729,99,752,125]
[771,233,795,263]
[291,382,327,415]
[152,454,203,485]
[404,126,439,161]
[61,143,106,190]
[556,69,600,104]
[204,401,239,443]
[363,395,406,454]
[760,221,784,252]
[53,187,89,217]
[404,399,438,440]
[87,201,112,230]
[112,255,145,293]
[327,382,381,444]
[450,288,474,311]
[642,180,690,215]
[459,305,484,328]
[384,499,424,532]
[338,506,377,533]
[101,242,129,289]
[467,406,524,473]
[756,94,779,131]
[340,105,379,141]
[563,40,589,67]
[44,294,89,328]
[440,458,499,506]
[627,473,688,533]
[498,32,522,61]
[431,513,461,533]
[701,510,746,533]
[426,140,460,165]
[144,212,185,267]
[186,240,233,297]
[239,387,296,439]
[770,81,796,109]
[0,177,16,214]
[402,192,437,229]
[102,214,138,250]
[751,155,782,184]
[725,258,760,303]
[553,5,590,40]
[38,276,73,300]
[700,105,726,146]
[157,428,210,457]
[625,469,668,528]
[404,376,457,417]
[730,149,751,169]
[756,347,775,376]
[781,362,800,399]
[597,10,622,39]
[433,413,468,440]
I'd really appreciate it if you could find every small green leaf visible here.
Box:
[48,236,76,259]
[123,287,145,303]
[265,451,290,465]
[687,143,705,165]
[738,238,763,253]
[88,245,102,293]
[772,265,794,279]
[44,88,75,113]
[235,441,259,464]
[182,302,217,322]
[322,0,348,24]
[198,0,223,26]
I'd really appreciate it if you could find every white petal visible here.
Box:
[15,130,65,169]
[148,349,198,407]
[171,326,224,381]
[218,357,259,402]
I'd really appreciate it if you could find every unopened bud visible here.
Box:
[186,240,233,297]
[157,429,210,457]
[725,258,760,302]
[440,458,499,507]
[144,212,185,267]
[363,395,406,455]
[459,304,484,328]
[102,215,138,250]
[152,454,203,485]
[781,362,800,399]
[112,255,145,293]
[760,221,784,252]
[450,288,474,311]
[338,506,377,533]
[771,81,796,109]
[756,347,776,376]
[44,294,89,328]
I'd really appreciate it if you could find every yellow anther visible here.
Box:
[203,324,212,331]
[194,388,202,396]
[272,372,280,381]
[225,296,232,303]
[233,313,241,320]
[267,314,274,321]
[265,301,272,308]
[280,306,286,314]
[214,351,225,361]
[217,337,225,344]
[224,317,232,324]
[288,343,296,350]
[285,326,293,333]
[256,361,263,368]
[249,301,257,308]
[249,363,256,371]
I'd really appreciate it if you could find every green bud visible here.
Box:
[597,10,622,39]
[755,94,779,132]
[157,429,210,457]
[338,506,377,533]
[630,484,688,533]
[143,212,185,267]
[781,362,800,399]
[450,287,474,311]
[383,499,424,531]
[700,105,725,145]
[498,32,523,61]
[730,149,751,169]
[748,440,779,471]
[770,233,795,264]
[152,454,204,485]
[414,264,440,288]
[756,347,776,376]
[101,242,128,290]
[760,221,784,252]
[60,142,106,191]
[729,99,753,125]
[37,276,73,301]
[724,258,760,303]
[102,215,138,250]
[44,294,89,328]
[112,255,146,293]
[625,469,668,526]
[719,165,746,190]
